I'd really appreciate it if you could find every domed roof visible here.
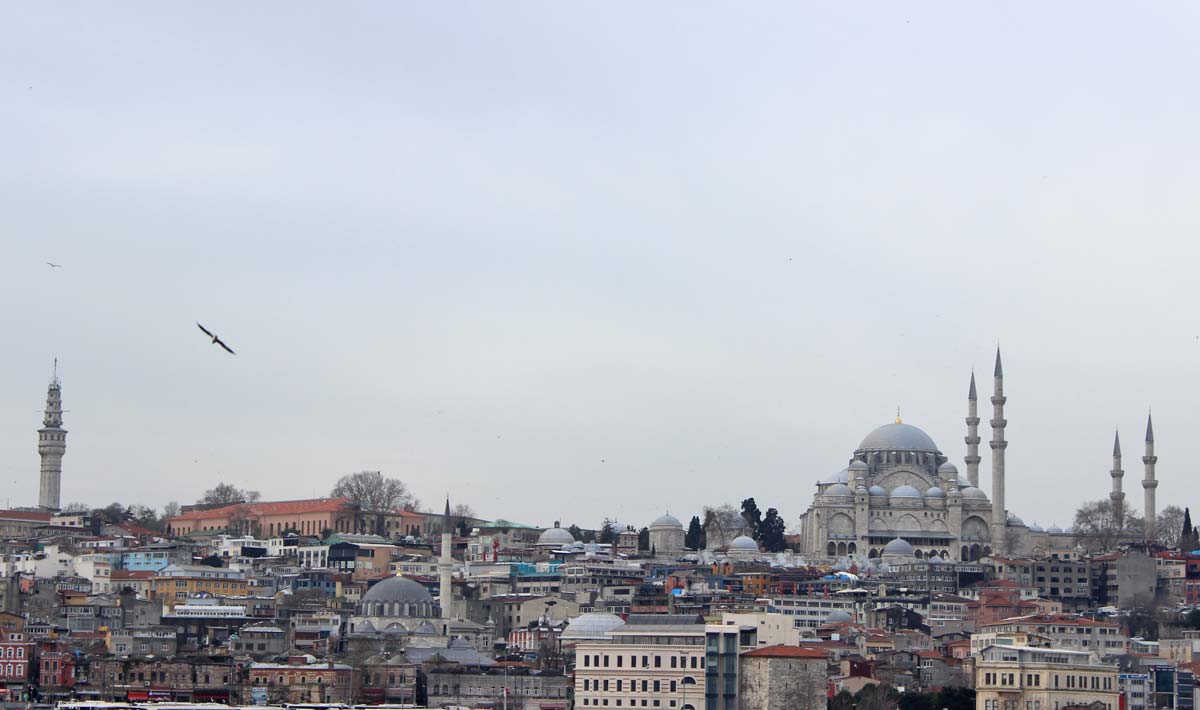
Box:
[1047,525,1063,534]
[538,524,576,546]
[650,514,682,530]
[925,486,945,498]
[857,422,940,453]
[822,468,850,485]
[362,576,434,605]
[890,484,922,499]
[868,485,887,497]
[823,483,852,498]
[960,486,988,500]
[1007,512,1025,526]
[883,538,914,555]
[937,462,958,475]
[561,612,626,640]
[849,460,869,472]
[730,535,759,552]
[826,609,852,623]
[1028,523,1044,532]
[957,474,972,487]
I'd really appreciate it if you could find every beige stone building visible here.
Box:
[573,621,742,710]
[738,645,829,710]
[975,645,1118,710]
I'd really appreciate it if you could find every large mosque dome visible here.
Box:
[355,575,437,625]
[363,575,434,605]
[856,422,940,453]
[537,523,576,546]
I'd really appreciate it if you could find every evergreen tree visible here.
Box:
[598,518,618,544]
[758,508,787,552]
[740,498,763,539]
[685,515,704,550]
[567,524,583,541]
[637,526,649,551]
[1182,508,1196,550]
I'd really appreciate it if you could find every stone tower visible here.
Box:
[964,372,981,487]
[37,365,67,511]
[989,348,1007,538]
[439,497,454,627]
[1109,429,1124,522]
[1143,413,1157,543]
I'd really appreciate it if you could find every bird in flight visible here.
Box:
[46,262,62,268]
[196,322,236,354]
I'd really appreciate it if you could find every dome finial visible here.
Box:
[895,406,902,424]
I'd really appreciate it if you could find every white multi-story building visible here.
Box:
[573,621,742,710]
[762,595,857,629]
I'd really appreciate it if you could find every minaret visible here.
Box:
[990,348,1007,537]
[1143,413,1158,543]
[1109,429,1124,522]
[439,497,454,626]
[964,372,981,488]
[37,364,67,511]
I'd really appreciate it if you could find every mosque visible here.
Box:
[797,350,1159,562]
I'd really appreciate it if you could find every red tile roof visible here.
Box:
[112,571,154,580]
[169,498,352,522]
[0,510,53,522]
[743,645,829,659]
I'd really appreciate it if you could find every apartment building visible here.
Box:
[976,645,1118,710]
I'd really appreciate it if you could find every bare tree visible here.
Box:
[331,470,419,512]
[703,504,750,548]
[199,483,260,506]
[162,501,181,519]
[452,503,475,519]
[62,502,90,513]
[1074,499,1144,553]
[1157,505,1186,548]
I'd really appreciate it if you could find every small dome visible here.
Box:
[561,612,626,640]
[868,485,887,497]
[937,462,958,475]
[822,468,850,485]
[848,460,869,472]
[1028,524,1044,532]
[925,486,945,498]
[890,484,922,499]
[362,576,434,605]
[883,538,914,555]
[1007,512,1025,526]
[960,486,988,500]
[823,483,853,498]
[538,524,576,546]
[1047,525,1064,534]
[957,474,972,487]
[650,513,683,529]
[730,535,759,552]
[826,610,852,623]
[857,422,940,453]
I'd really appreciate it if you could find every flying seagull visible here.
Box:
[196,322,236,354]
[46,262,62,268]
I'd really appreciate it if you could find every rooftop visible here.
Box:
[742,645,828,659]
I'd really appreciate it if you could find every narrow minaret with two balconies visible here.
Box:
[990,349,1007,538]
[439,497,454,628]
[1109,429,1125,523]
[37,365,67,511]
[1143,413,1158,543]
[965,371,981,488]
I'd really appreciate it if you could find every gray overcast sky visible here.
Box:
[2,3,1198,530]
